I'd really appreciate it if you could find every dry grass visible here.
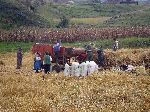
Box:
[0,49,150,112]
[71,17,110,25]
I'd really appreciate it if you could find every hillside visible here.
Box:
[0,0,51,30]
[104,6,150,27]
[0,0,150,29]
[37,4,145,27]
[38,4,144,18]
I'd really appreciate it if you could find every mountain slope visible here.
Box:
[0,0,149,29]
[105,6,150,27]
[37,3,145,27]
[0,0,51,30]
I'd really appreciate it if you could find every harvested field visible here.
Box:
[0,49,150,112]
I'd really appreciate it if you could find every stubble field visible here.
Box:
[0,49,150,112]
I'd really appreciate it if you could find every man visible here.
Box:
[112,38,119,51]
[86,43,93,61]
[97,46,105,67]
[16,47,23,69]
[53,40,61,64]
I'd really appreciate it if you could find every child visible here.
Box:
[34,52,41,73]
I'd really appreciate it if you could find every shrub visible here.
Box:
[57,16,70,28]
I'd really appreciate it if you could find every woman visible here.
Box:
[34,52,41,73]
[43,52,52,74]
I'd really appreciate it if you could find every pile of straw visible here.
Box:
[105,49,150,68]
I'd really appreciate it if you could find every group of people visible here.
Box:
[1,26,150,43]
[34,52,52,74]
[84,38,118,67]
[85,43,105,68]
[16,48,53,74]
[16,38,119,73]
[33,40,61,73]
[16,40,61,74]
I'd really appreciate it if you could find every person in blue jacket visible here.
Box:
[53,40,61,64]
[34,52,41,73]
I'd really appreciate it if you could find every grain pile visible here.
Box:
[0,49,150,112]
[105,49,150,67]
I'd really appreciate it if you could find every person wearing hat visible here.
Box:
[85,43,93,61]
[16,47,23,69]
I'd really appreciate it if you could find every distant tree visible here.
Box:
[30,5,35,12]
[57,16,70,28]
